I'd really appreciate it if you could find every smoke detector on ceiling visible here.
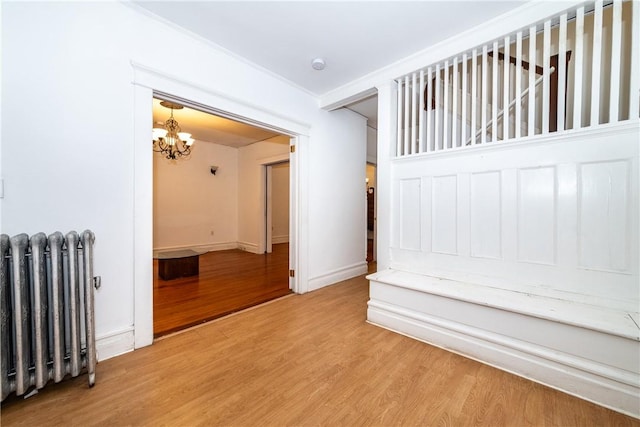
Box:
[311,58,326,71]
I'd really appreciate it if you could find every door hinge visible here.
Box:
[290,145,296,153]
[289,269,295,277]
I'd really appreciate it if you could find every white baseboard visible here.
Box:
[367,276,640,419]
[308,261,368,291]
[153,241,237,257]
[272,235,289,244]
[237,241,260,254]
[96,327,135,361]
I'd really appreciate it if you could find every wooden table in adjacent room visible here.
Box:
[156,249,200,280]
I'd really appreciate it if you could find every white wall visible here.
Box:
[1,2,366,358]
[367,125,377,164]
[237,137,289,253]
[153,141,238,251]
[271,162,290,243]
[308,109,368,290]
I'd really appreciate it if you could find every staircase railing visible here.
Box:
[395,0,638,158]
[465,65,555,146]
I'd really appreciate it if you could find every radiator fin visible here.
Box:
[0,230,97,401]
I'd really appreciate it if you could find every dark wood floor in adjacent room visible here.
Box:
[153,243,290,337]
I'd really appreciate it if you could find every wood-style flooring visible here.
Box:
[153,243,290,337]
[1,273,637,426]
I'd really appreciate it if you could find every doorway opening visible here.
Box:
[151,96,293,337]
[366,162,376,266]
[264,161,290,255]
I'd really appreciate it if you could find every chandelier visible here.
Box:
[152,101,195,160]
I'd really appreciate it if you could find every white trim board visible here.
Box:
[153,242,238,257]
[272,235,289,244]
[96,328,135,362]
[308,261,368,292]
[237,241,260,254]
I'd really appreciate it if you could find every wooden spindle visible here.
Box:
[397,79,402,156]
[435,64,441,150]
[558,13,567,132]
[452,57,458,148]
[419,70,425,153]
[481,45,488,144]
[591,0,603,126]
[427,67,433,151]
[404,75,410,154]
[542,20,551,134]
[411,73,417,154]
[443,60,450,149]
[491,41,498,142]
[461,53,468,145]
[471,49,478,145]
[528,25,536,137]
[609,0,622,123]
[573,7,585,129]
[503,36,510,141]
[515,31,522,139]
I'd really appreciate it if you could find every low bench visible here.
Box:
[156,249,200,280]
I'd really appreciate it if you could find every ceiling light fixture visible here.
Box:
[152,101,195,160]
[311,58,326,71]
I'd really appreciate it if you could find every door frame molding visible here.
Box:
[132,62,310,349]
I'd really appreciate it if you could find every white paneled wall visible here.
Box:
[390,122,638,311]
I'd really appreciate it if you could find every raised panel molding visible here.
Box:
[432,175,458,255]
[578,160,631,273]
[399,178,421,251]
[517,167,557,265]
[389,123,638,305]
[470,171,502,259]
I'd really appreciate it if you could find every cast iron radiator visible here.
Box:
[0,230,97,401]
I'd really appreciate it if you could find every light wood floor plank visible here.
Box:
[2,274,638,426]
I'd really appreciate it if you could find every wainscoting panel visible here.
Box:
[431,175,458,255]
[517,166,557,265]
[470,171,502,259]
[578,160,631,273]
[399,178,421,251]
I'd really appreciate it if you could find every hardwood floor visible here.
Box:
[2,274,637,426]
[153,243,290,337]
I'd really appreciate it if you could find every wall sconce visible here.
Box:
[210,165,219,175]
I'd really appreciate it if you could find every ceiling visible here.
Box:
[143,1,527,136]
[133,1,525,96]
[153,98,287,148]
